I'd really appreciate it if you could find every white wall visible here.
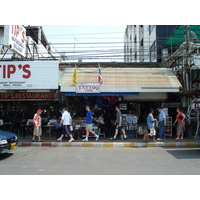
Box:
[124,25,157,62]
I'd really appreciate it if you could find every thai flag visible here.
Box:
[98,66,103,85]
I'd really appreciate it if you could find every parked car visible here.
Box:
[0,130,18,154]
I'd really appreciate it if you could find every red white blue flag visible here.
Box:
[98,64,103,85]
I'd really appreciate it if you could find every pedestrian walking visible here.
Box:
[157,107,166,141]
[110,106,127,140]
[173,108,186,140]
[57,108,74,142]
[32,109,43,142]
[82,105,99,142]
[144,108,157,142]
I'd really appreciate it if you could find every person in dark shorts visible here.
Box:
[57,108,74,142]
[110,106,127,140]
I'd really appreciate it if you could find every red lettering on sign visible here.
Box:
[3,65,6,79]
[0,64,31,79]
[0,65,6,79]
[7,65,16,78]
[22,64,31,79]
[12,25,20,37]
[22,31,25,43]
[12,25,26,44]
[0,92,58,100]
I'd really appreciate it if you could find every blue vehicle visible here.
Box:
[0,130,18,154]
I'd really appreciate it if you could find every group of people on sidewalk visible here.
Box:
[57,105,100,142]
[31,105,127,143]
[144,107,186,142]
[31,105,186,143]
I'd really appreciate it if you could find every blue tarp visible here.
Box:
[64,92,140,96]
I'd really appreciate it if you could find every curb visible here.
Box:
[18,141,200,148]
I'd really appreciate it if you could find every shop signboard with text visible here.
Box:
[76,83,100,93]
[192,69,200,91]
[0,92,58,101]
[0,61,59,90]
[3,25,26,57]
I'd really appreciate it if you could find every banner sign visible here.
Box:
[3,25,26,57]
[0,92,58,101]
[76,83,100,93]
[192,80,200,91]
[192,69,200,91]
[0,61,59,90]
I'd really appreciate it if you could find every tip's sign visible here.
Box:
[3,25,26,57]
[0,61,59,90]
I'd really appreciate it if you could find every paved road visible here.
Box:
[1,146,200,175]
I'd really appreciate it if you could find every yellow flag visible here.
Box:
[73,67,78,85]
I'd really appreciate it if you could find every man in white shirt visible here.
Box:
[57,107,74,142]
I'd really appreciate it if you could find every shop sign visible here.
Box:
[3,25,26,57]
[192,80,200,91]
[0,92,58,101]
[192,69,200,91]
[0,61,59,90]
[76,83,100,93]
[119,104,127,110]
[161,102,181,108]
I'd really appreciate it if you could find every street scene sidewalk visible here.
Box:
[18,136,200,148]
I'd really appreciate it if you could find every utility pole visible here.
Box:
[184,25,190,90]
[184,25,192,108]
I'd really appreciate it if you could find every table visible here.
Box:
[43,125,56,137]
[24,124,33,137]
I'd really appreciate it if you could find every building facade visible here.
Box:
[0,25,67,61]
[124,25,177,63]
[0,25,61,125]
[0,25,183,139]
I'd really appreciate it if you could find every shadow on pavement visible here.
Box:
[0,153,14,161]
[166,148,200,159]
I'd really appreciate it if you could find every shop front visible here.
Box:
[59,67,182,138]
[0,61,60,135]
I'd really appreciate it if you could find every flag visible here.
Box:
[73,65,78,85]
[98,64,103,85]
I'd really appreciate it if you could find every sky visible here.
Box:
[2,0,195,62]
[41,25,127,62]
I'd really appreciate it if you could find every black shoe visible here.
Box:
[38,140,43,142]
[32,140,35,142]
[110,137,116,140]
[121,137,127,140]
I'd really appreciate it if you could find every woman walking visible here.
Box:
[173,108,186,140]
